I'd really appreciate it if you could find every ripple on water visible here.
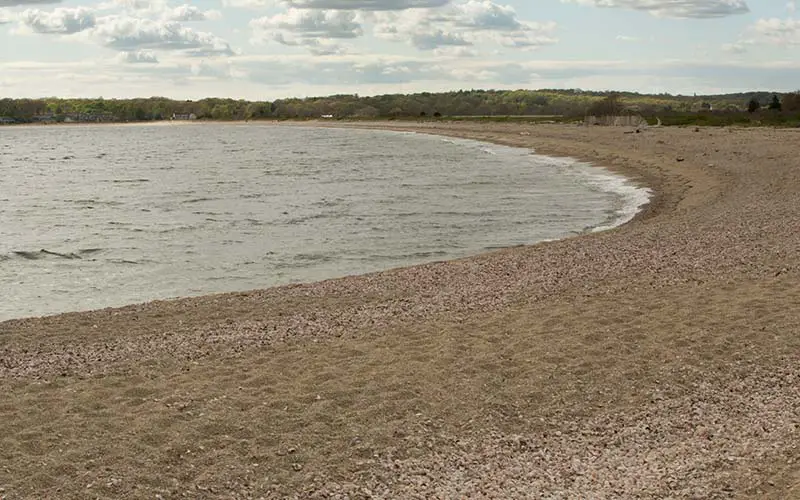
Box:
[0,124,649,321]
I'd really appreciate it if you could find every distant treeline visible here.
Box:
[1,89,799,123]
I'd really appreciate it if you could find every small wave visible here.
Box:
[182,197,218,204]
[156,225,199,234]
[242,218,266,226]
[483,244,525,251]
[364,250,449,262]
[11,251,41,260]
[295,252,333,263]
[286,213,336,224]
[78,248,104,255]
[9,249,82,260]
[107,259,143,265]
[111,178,150,184]
[65,199,123,207]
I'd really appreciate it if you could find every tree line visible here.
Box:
[1,89,799,123]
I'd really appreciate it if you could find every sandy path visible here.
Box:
[1,123,799,498]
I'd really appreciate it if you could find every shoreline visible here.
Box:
[2,123,799,498]
[0,124,651,324]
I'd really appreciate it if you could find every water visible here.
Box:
[0,123,649,321]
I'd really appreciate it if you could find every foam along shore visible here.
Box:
[2,123,799,498]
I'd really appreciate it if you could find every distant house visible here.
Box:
[62,113,117,123]
[321,114,334,119]
[172,113,197,120]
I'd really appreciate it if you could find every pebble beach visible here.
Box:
[1,122,799,498]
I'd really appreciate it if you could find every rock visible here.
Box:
[676,157,685,162]
[292,463,303,471]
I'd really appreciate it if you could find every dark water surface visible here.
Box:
[0,123,649,320]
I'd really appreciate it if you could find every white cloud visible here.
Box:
[90,15,235,55]
[250,8,362,54]
[251,8,361,38]
[450,0,522,30]
[283,0,451,10]
[373,1,557,51]
[747,17,800,45]
[721,41,747,53]
[0,0,60,6]
[0,8,11,23]
[97,0,166,13]
[221,0,269,8]
[563,0,749,18]
[411,28,471,49]
[19,6,96,34]
[433,45,478,57]
[163,5,222,22]
[616,34,639,42]
[727,17,800,52]
[269,32,349,54]
[190,59,247,78]
[788,1,796,14]
[117,49,159,62]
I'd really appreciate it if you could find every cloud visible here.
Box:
[221,0,269,8]
[251,8,361,38]
[374,1,557,51]
[270,32,348,54]
[411,28,471,49]
[19,6,96,34]
[250,8,362,54]
[746,17,800,45]
[562,0,749,18]
[727,17,800,52]
[433,45,478,57]
[616,34,639,42]
[117,49,159,62]
[88,16,233,55]
[0,0,60,6]
[163,5,222,22]
[721,41,747,53]
[449,0,522,30]
[0,8,11,23]
[788,1,796,14]
[283,0,451,10]
[190,60,246,78]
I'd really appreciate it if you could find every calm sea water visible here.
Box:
[0,123,649,321]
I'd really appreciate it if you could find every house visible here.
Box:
[172,113,197,120]
[62,113,117,123]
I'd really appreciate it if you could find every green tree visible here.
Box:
[782,91,800,112]
[587,94,623,116]
[747,98,761,113]
[768,94,782,111]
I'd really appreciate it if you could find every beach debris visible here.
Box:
[292,463,303,471]
[676,156,685,162]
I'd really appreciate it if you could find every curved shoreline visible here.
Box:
[2,123,799,498]
[1,125,649,322]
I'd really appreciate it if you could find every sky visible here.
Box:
[0,0,798,99]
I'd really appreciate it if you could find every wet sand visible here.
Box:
[1,123,799,498]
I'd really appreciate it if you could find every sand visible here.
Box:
[1,122,799,499]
